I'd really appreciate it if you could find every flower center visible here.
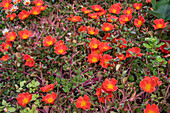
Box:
[105,27,110,31]
[145,84,151,91]
[22,34,29,39]
[58,49,64,53]
[47,41,53,45]
[5,3,9,8]
[138,20,142,25]
[127,10,131,14]
[107,84,113,89]
[92,57,98,62]
[125,17,129,21]
[148,110,154,113]
[136,6,140,10]
[23,98,29,104]
[157,24,163,28]
[95,8,99,11]
[112,9,117,13]
[10,36,15,41]
[48,98,54,103]
[81,100,86,107]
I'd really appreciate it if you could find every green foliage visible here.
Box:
[0,100,16,112]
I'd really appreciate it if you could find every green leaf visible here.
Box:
[147,10,161,18]
[20,81,26,88]
[2,100,7,106]
[8,107,16,112]
[157,4,170,20]
[156,42,165,47]
[151,0,157,10]
[143,43,152,48]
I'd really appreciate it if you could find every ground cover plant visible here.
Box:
[0,0,170,112]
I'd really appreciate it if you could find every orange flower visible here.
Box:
[91,49,103,57]
[24,54,35,67]
[87,27,99,35]
[122,7,133,15]
[126,47,143,58]
[100,54,112,68]
[67,14,81,22]
[34,0,44,6]
[91,5,103,11]
[101,78,118,93]
[18,29,33,39]
[101,23,114,32]
[30,6,41,15]
[146,0,151,3]
[43,36,56,47]
[151,75,162,86]
[0,54,10,61]
[109,3,122,14]
[99,42,112,52]
[133,3,142,10]
[87,52,100,63]
[78,25,87,33]
[18,10,30,20]
[134,16,145,28]
[0,0,13,10]
[17,92,32,107]
[97,9,107,16]
[6,13,17,21]
[54,41,67,55]
[40,5,47,11]
[75,95,91,110]
[40,83,55,92]
[144,104,159,113]
[88,38,100,49]
[88,13,99,19]
[139,76,157,93]
[42,92,57,104]
[95,88,113,103]
[119,14,132,24]
[81,7,92,14]
[153,19,168,29]
[6,31,17,42]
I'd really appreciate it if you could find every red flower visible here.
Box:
[43,36,56,47]
[101,23,114,32]
[100,54,112,68]
[119,14,132,24]
[34,0,44,6]
[95,88,113,103]
[0,0,13,10]
[99,42,112,52]
[115,53,126,61]
[133,3,142,10]
[0,54,10,61]
[160,41,170,54]
[101,78,118,93]
[54,40,67,55]
[1,41,11,52]
[24,54,35,67]
[42,92,57,104]
[151,75,162,86]
[146,0,151,3]
[87,27,99,35]
[6,31,17,42]
[40,83,55,92]
[134,16,145,28]
[139,76,157,93]
[153,19,168,29]
[17,92,32,107]
[91,5,103,11]
[109,3,122,14]
[87,52,100,63]
[30,6,41,15]
[126,47,143,58]
[40,5,47,11]
[81,7,92,14]
[97,9,107,16]
[89,38,100,49]
[75,95,91,110]
[78,25,87,33]
[67,14,81,22]
[123,7,133,15]
[144,104,159,113]
[6,13,17,21]
[91,49,103,57]
[88,13,99,19]
[18,29,33,39]
[103,33,110,40]
[115,38,127,49]
[18,10,30,20]
[107,15,118,23]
